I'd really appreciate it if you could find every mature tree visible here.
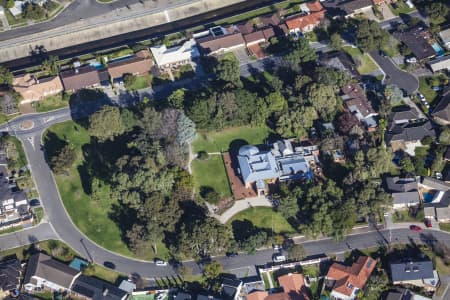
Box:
[167,88,186,109]
[176,112,196,145]
[284,38,316,72]
[294,75,312,93]
[6,0,14,9]
[329,33,343,51]
[355,19,390,52]
[305,83,338,121]
[425,2,449,24]
[88,106,129,142]
[23,2,46,20]
[277,194,299,219]
[400,156,415,174]
[240,231,268,254]
[0,66,13,86]
[265,91,287,113]
[177,217,232,258]
[41,55,59,75]
[214,56,241,86]
[252,98,270,126]
[126,224,148,255]
[49,144,77,175]
[315,67,349,88]
[287,244,307,261]
[203,260,223,291]
[269,75,284,92]
[276,107,318,138]
[384,84,403,105]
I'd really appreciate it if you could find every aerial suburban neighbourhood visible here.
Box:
[0,0,450,299]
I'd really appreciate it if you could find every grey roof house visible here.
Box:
[71,275,128,300]
[0,258,22,292]
[392,26,436,61]
[431,89,450,125]
[24,253,81,292]
[237,140,318,195]
[385,177,420,209]
[385,120,435,150]
[319,51,360,79]
[390,258,439,290]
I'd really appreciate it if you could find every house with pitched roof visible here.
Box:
[392,26,436,61]
[284,1,325,34]
[432,89,450,125]
[390,257,439,291]
[339,0,373,18]
[71,275,128,300]
[341,83,378,131]
[0,258,22,295]
[385,176,420,209]
[237,140,318,195]
[13,74,63,104]
[439,28,450,50]
[60,66,101,92]
[246,273,309,300]
[325,256,376,300]
[196,26,246,56]
[24,253,81,293]
[107,50,153,82]
[150,39,199,72]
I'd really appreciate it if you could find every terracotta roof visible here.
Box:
[108,56,153,79]
[60,66,100,91]
[285,1,325,32]
[342,83,376,117]
[327,256,376,297]
[246,291,269,300]
[13,74,63,102]
[278,273,309,300]
[244,30,266,44]
[197,32,245,54]
[262,27,276,40]
[237,22,255,35]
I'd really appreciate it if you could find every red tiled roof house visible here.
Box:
[326,256,376,300]
[285,1,325,33]
[246,273,309,300]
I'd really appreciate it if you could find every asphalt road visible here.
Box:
[369,51,419,94]
[0,223,57,251]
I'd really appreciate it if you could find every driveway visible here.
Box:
[234,46,252,66]
[216,196,273,223]
[370,51,419,94]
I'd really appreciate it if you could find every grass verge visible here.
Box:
[34,93,70,112]
[228,207,296,234]
[439,223,450,232]
[191,155,232,199]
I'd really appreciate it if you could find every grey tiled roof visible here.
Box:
[390,258,434,282]
[385,120,435,144]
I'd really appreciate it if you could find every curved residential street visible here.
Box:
[369,51,419,94]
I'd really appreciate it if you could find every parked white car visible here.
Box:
[273,255,286,263]
[155,260,167,266]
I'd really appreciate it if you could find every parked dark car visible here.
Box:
[103,261,116,269]
[410,225,422,232]
[226,252,238,258]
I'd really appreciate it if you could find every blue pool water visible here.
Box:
[109,54,133,63]
[432,43,445,57]
[423,192,435,203]
[89,62,103,69]
[69,257,89,271]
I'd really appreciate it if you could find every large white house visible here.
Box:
[150,39,199,71]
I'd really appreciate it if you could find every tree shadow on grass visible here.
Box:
[108,202,138,244]
[42,131,68,165]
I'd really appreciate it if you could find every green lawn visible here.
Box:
[388,2,416,16]
[343,46,379,75]
[419,75,448,105]
[439,223,450,232]
[0,112,20,126]
[192,125,273,153]
[34,93,70,112]
[191,155,232,200]
[44,121,169,260]
[33,207,45,225]
[392,208,424,223]
[125,74,151,91]
[0,225,23,235]
[228,207,296,234]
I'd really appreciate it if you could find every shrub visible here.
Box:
[197,151,209,160]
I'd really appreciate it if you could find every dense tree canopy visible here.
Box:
[88,106,133,142]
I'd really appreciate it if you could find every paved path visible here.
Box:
[217,196,273,223]
[370,51,419,94]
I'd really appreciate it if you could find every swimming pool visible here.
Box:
[423,191,435,203]
[432,43,445,57]
[89,62,104,69]
[69,257,89,271]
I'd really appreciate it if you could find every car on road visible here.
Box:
[273,255,286,263]
[425,219,432,228]
[29,199,40,206]
[155,259,167,266]
[273,244,282,251]
[410,225,422,232]
[226,252,238,258]
[103,261,116,269]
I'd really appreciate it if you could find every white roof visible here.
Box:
[439,28,450,44]
[8,1,24,17]
[150,39,199,67]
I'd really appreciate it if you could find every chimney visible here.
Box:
[103,288,109,296]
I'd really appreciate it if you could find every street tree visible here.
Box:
[0,66,13,86]
[425,2,449,24]
[167,88,186,109]
[214,56,241,87]
[287,244,307,261]
[88,106,128,142]
[329,33,343,50]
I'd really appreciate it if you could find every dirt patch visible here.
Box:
[19,120,34,130]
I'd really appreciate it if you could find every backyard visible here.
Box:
[343,46,379,75]
[191,155,232,201]
[228,207,296,234]
[192,125,273,153]
[44,121,169,260]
